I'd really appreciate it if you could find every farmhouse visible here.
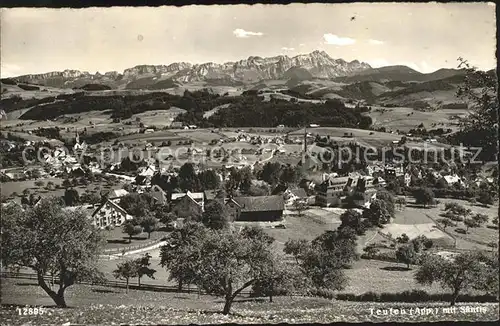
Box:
[91,199,133,228]
[107,188,130,202]
[171,191,205,219]
[315,176,350,207]
[284,188,309,205]
[440,174,464,187]
[148,184,166,204]
[226,195,285,222]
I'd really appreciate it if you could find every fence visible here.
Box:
[0,271,252,296]
[102,238,164,254]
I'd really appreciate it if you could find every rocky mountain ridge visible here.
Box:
[13,51,372,88]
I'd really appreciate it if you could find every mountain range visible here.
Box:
[12,51,374,89]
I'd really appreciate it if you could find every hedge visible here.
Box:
[336,290,498,303]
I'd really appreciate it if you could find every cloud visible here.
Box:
[369,39,384,45]
[233,28,263,38]
[281,47,295,51]
[299,43,305,47]
[0,63,23,78]
[323,33,356,46]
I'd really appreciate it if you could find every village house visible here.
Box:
[440,174,464,187]
[315,175,350,207]
[225,195,284,222]
[150,184,168,205]
[170,191,205,219]
[284,187,309,205]
[107,188,130,203]
[91,199,133,229]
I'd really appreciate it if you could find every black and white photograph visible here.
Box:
[0,2,498,324]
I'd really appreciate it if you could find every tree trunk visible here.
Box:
[148,232,151,239]
[450,289,460,306]
[37,272,67,308]
[223,294,233,315]
[126,278,129,294]
[129,235,132,243]
[138,276,141,287]
[177,278,183,291]
[269,294,273,303]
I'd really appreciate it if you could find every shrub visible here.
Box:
[337,290,498,303]
[360,251,397,262]
[307,288,337,299]
[455,228,467,234]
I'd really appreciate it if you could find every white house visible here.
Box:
[442,174,463,187]
[91,199,133,229]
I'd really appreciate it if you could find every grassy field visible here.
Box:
[367,106,466,133]
[101,227,169,250]
[1,279,497,325]
[2,178,124,199]
[423,198,499,248]
[1,178,65,197]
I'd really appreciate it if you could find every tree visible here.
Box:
[63,188,80,206]
[395,197,406,210]
[396,244,417,269]
[464,218,480,233]
[415,251,493,305]
[339,209,365,235]
[1,198,104,307]
[160,221,209,291]
[362,199,392,227]
[135,253,156,287]
[259,162,282,186]
[283,239,309,264]
[123,221,143,243]
[286,229,358,290]
[202,199,229,230]
[293,199,308,217]
[413,187,435,208]
[438,218,455,230]
[139,215,160,239]
[119,193,152,217]
[471,213,489,226]
[362,244,379,258]
[178,163,200,192]
[198,169,220,190]
[113,260,138,294]
[34,180,45,188]
[477,191,494,206]
[397,233,410,244]
[454,58,498,162]
[193,227,283,315]
[376,190,396,217]
[155,206,176,225]
[250,251,298,302]
[80,192,101,205]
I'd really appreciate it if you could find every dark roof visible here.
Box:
[271,183,288,195]
[204,190,217,201]
[150,185,167,203]
[92,199,128,217]
[232,196,284,212]
[289,188,307,198]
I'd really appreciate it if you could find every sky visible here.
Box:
[0,3,497,77]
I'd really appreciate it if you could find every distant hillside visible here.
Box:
[334,66,466,83]
[77,84,112,91]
